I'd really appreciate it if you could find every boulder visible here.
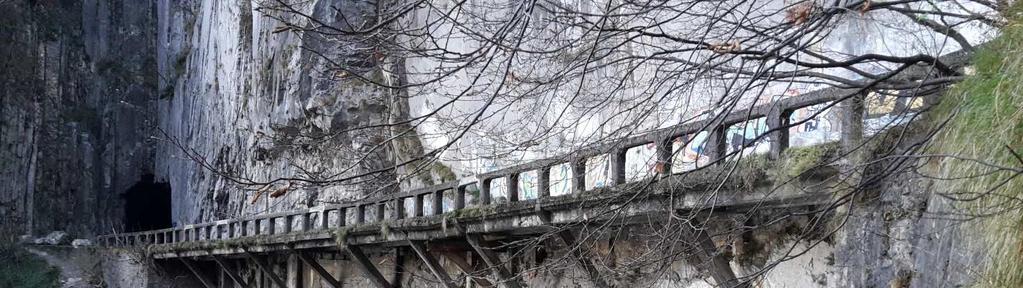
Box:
[34,231,69,245]
[71,239,93,248]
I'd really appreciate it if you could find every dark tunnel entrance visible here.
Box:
[123,174,172,232]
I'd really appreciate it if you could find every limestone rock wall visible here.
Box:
[0,0,158,237]
[154,0,415,225]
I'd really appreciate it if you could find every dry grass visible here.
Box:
[928,3,1023,286]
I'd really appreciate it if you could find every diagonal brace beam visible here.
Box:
[244,252,288,288]
[407,241,459,288]
[683,226,748,288]
[345,245,394,288]
[441,251,494,288]
[212,256,251,288]
[466,235,523,288]
[295,250,344,288]
[556,230,611,288]
[179,258,216,288]
[540,212,610,287]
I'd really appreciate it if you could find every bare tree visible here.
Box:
[162,0,1015,286]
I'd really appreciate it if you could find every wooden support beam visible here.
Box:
[556,230,611,288]
[244,252,288,288]
[295,251,344,288]
[441,251,494,288]
[683,227,748,288]
[345,245,394,288]
[407,241,459,288]
[466,235,522,288]
[538,212,610,288]
[179,258,216,288]
[212,256,251,288]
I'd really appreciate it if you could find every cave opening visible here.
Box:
[123,174,172,232]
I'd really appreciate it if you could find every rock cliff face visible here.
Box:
[0,0,158,237]
[0,1,994,287]
[154,0,418,225]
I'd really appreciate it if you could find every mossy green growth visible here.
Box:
[925,3,1023,287]
[334,227,352,247]
[771,143,838,182]
[443,206,496,219]
[0,245,60,288]
[380,222,391,237]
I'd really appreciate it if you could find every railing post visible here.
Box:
[377,202,386,222]
[321,209,330,230]
[455,184,467,209]
[767,106,790,160]
[571,158,586,193]
[507,174,519,202]
[357,204,367,224]
[338,207,348,227]
[656,137,673,176]
[480,178,493,205]
[433,188,445,215]
[538,166,551,198]
[415,194,425,217]
[611,148,627,184]
[840,93,866,155]
[268,217,277,235]
[705,125,727,162]
[299,213,308,231]
[396,198,406,219]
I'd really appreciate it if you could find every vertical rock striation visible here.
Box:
[155,0,406,224]
[0,0,158,237]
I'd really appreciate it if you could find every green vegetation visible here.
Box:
[770,143,838,183]
[0,245,60,288]
[926,3,1023,286]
